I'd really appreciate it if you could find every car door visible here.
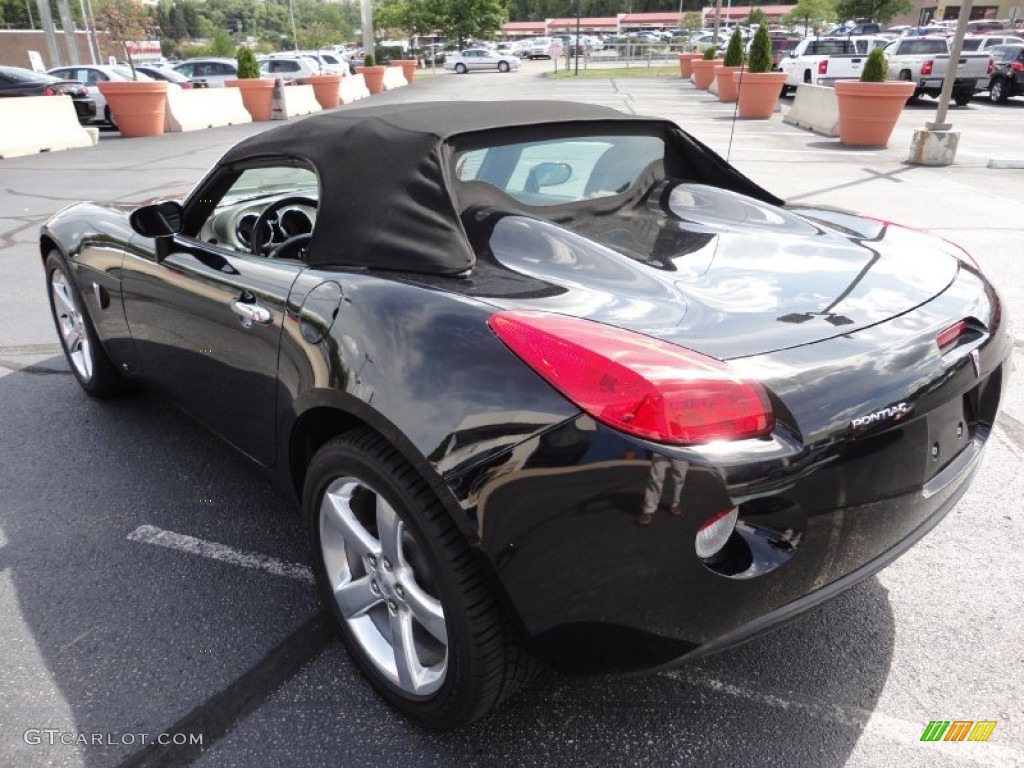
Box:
[120,162,318,466]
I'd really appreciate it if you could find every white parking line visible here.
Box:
[127,524,314,584]
[667,672,1022,766]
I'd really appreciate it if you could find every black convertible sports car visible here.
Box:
[41,101,1011,729]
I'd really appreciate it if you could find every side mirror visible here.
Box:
[130,201,183,238]
[530,162,573,187]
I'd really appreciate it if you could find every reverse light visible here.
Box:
[922,59,933,76]
[695,507,739,560]
[488,311,774,445]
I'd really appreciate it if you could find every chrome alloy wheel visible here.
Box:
[50,269,93,381]
[319,477,448,696]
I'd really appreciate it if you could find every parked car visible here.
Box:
[47,64,156,126]
[0,65,96,124]
[444,48,521,73]
[526,36,557,59]
[985,43,1024,102]
[135,65,200,89]
[882,35,992,104]
[960,34,1024,52]
[257,55,319,82]
[40,101,1011,730]
[171,58,238,88]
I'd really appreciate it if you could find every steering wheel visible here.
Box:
[251,196,318,258]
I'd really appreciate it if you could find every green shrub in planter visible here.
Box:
[724,28,744,67]
[364,53,376,67]
[861,46,888,82]
[747,24,772,73]
[702,46,717,60]
[235,46,260,79]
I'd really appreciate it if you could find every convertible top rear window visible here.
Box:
[453,135,664,206]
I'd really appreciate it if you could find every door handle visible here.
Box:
[231,295,273,328]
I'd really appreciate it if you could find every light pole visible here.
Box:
[288,0,299,51]
[574,0,581,75]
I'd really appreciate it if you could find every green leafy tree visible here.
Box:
[835,0,912,24]
[747,23,771,72]
[723,27,744,66]
[860,44,887,80]
[782,0,836,35]
[679,11,703,34]
[95,0,154,78]
[747,8,767,26]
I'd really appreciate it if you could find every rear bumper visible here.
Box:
[450,266,1011,675]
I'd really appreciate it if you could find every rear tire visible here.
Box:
[455,63,467,74]
[953,90,973,106]
[989,78,1008,103]
[305,429,537,729]
[498,61,510,73]
[44,250,126,398]
[104,105,117,129]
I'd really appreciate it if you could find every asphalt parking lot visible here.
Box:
[1,62,1023,768]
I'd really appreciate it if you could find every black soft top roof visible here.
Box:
[219,100,782,274]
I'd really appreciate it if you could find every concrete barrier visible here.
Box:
[0,95,94,159]
[276,84,322,118]
[340,74,371,104]
[783,83,840,138]
[164,87,252,132]
[382,66,409,90]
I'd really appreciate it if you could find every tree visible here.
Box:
[834,0,911,25]
[95,0,154,78]
[679,11,703,34]
[747,7,767,27]
[781,0,836,35]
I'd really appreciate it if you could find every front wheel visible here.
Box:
[498,61,510,73]
[454,63,467,74]
[45,251,126,397]
[305,429,536,729]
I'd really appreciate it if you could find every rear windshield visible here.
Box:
[453,135,664,207]
[897,39,948,54]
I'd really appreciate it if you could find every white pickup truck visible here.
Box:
[882,36,992,105]
[779,36,888,94]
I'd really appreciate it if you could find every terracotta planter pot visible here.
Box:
[691,58,720,90]
[834,80,916,147]
[734,71,787,119]
[677,52,701,78]
[225,78,275,121]
[715,65,743,102]
[302,74,343,109]
[392,59,418,83]
[96,80,167,138]
[356,66,387,95]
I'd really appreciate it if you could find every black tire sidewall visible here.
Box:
[303,436,482,728]
[44,251,118,396]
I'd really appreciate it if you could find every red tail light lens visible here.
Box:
[922,59,933,76]
[936,319,968,351]
[488,311,774,445]
[42,86,58,95]
[1012,61,1024,72]
[818,60,828,75]
[182,82,194,89]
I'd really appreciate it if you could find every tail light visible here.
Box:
[1012,61,1024,72]
[696,506,739,560]
[922,59,933,75]
[182,82,194,89]
[488,311,774,445]
[818,60,828,75]
[936,319,968,352]
[988,58,994,75]
[42,85,58,95]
